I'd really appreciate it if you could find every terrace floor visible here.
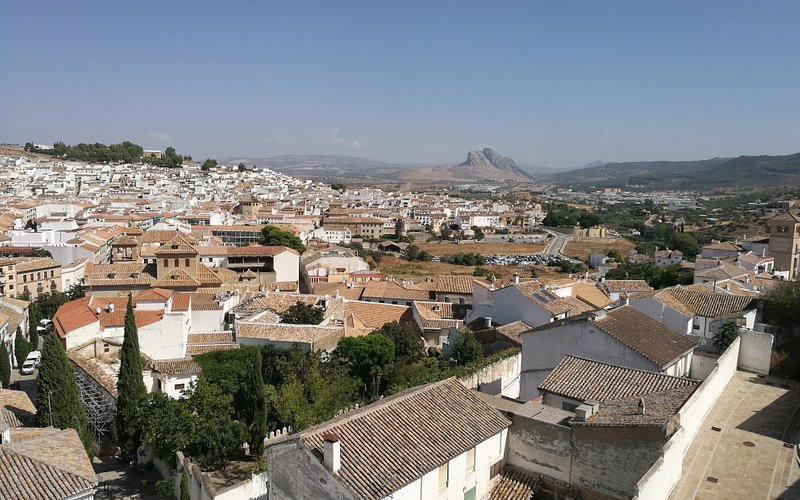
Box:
[670,371,800,499]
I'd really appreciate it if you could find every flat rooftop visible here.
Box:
[670,371,800,499]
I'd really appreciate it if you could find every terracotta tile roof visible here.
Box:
[694,263,751,280]
[186,344,240,355]
[539,355,698,426]
[737,252,773,265]
[488,466,538,500]
[592,306,696,367]
[68,350,118,397]
[362,281,430,302]
[112,234,138,247]
[188,332,234,344]
[492,321,533,344]
[297,378,510,499]
[311,282,365,300]
[343,301,414,336]
[604,279,653,292]
[413,301,464,330]
[0,390,36,428]
[13,257,60,272]
[152,268,201,288]
[155,234,198,256]
[639,286,757,318]
[134,288,172,302]
[53,295,163,338]
[0,427,96,499]
[194,264,224,286]
[139,230,195,244]
[702,241,742,252]
[434,275,474,294]
[150,358,202,376]
[571,281,612,309]
[236,322,344,351]
[770,211,800,222]
[84,263,155,286]
[516,282,596,316]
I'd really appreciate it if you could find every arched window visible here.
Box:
[163,259,168,267]
[185,258,190,267]
[174,258,179,267]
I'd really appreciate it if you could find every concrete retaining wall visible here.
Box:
[458,352,521,399]
[738,329,773,375]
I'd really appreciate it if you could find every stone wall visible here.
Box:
[506,415,572,482]
[458,351,521,398]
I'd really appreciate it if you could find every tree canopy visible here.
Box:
[336,334,395,399]
[450,328,484,365]
[259,225,305,253]
[714,320,739,354]
[280,301,323,325]
[0,343,10,388]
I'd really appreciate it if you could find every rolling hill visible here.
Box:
[549,153,800,190]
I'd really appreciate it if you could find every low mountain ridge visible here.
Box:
[549,153,800,190]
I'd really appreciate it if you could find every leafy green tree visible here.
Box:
[402,244,432,262]
[330,183,346,191]
[201,158,218,171]
[714,320,739,354]
[237,162,247,172]
[470,226,485,241]
[372,322,422,363]
[450,328,483,365]
[67,283,86,301]
[395,218,405,237]
[184,379,249,466]
[259,225,306,253]
[29,248,52,258]
[0,343,10,388]
[195,347,255,420]
[762,280,800,332]
[35,335,93,453]
[440,225,453,240]
[116,295,147,456]
[14,328,31,368]
[336,334,395,399]
[138,391,194,462]
[248,349,268,456]
[672,232,700,259]
[280,301,323,325]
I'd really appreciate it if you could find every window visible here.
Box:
[50,270,54,278]
[185,258,190,267]
[163,259,168,267]
[175,383,185,391]
[22,275,26,283]
[174,259,179,267]
[466,448,475,475]
[438,463,449,492]
[562,401,578,412]
[103,342,110,353]
[693,324,700,330]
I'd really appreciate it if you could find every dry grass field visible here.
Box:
[414,239,546,256]
[375,256,563,280]
[562,237,636,260]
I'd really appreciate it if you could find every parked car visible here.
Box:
[20,359,36,375]
[20,351,41,374]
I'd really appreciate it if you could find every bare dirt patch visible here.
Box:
[562,237,635,260]
[415,240,546,256]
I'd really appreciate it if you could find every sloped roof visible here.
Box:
[296,378,510,499]
[592,306,696,367]
[539,355,698,426]
[0,428,96,499]
[413,301,463,330]
[342,301,414,336]
[154,233,198,256]
[0,390,36,428]
[152,268,201,288]
[641,286,758,318]
[362,281,430,302]
[770,211,800,222]
[434,275,474,294]
[604,280,653,292]
[150,358,202,376]
[488,466,538,500]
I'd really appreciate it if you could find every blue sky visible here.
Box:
[2,1,798,168]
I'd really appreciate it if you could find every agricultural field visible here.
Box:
[414,238,546,256]
[562,237,636,260]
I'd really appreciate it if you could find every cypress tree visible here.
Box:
[0,342,10,388]
[35,334,93,454]
[116,295,147,456]
[14,327,31,368]
[248,349,268,456]
[180,471,190,500]
[29,304,40,351]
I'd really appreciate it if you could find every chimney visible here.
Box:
[107,303,115,313]
[346,282,353,289]
[323,432,341,474]
[513,273,520,284]
[485,317,492,328]
[622,295,630,306]
[0,422,9,445]
[638,397,646,415]
[334,289,340,299]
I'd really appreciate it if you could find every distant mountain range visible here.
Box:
[222,150,800,189]
[548,153,800,190]
[223,148,541,183]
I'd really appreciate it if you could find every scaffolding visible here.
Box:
[73,364,116,442]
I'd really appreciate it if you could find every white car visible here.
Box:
[20,359,36,375]
[20,351,41,375]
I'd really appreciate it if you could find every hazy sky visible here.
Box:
[2,1,798,168]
